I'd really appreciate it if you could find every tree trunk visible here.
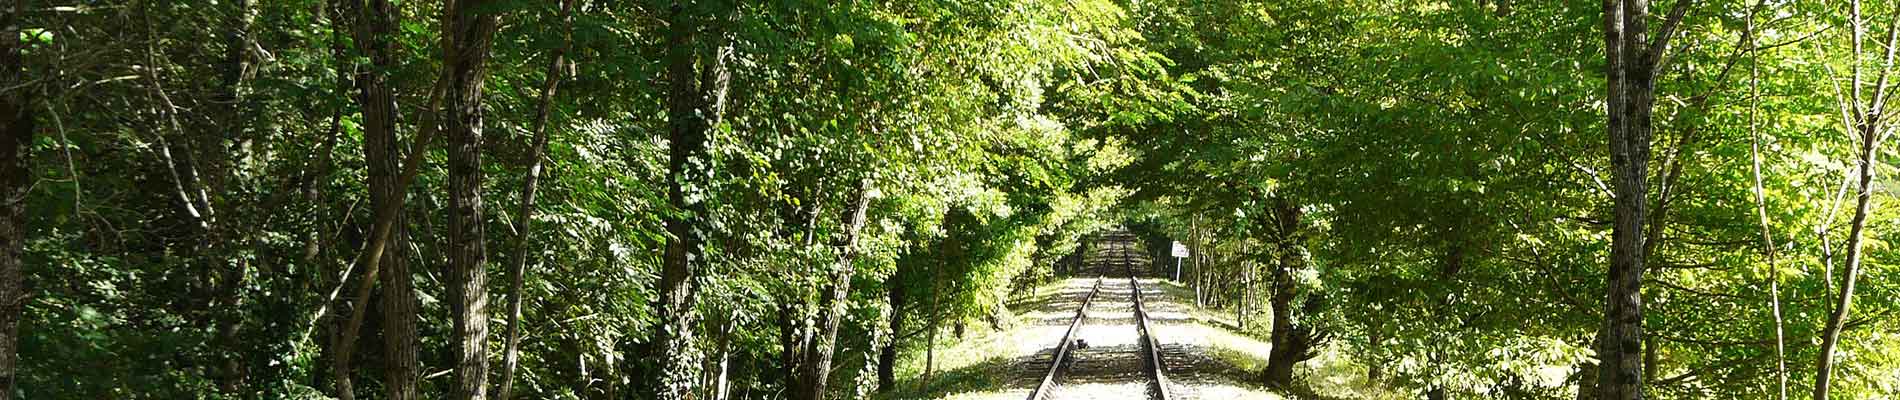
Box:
[709,316,734,400]
[1813,75,1882,400]
[208,0,258,392]
[1262,198,1313,388]
[442,0,504,398]
[311,1,351,395]
[324,1,445,398]
[1189,214,1203,306]
[655,0,711,397]
[792,180,875,400]
[378,212,418,400]
[0,0,35,394]
[1597,1,1691,398]
[877,268,908,392]
[1812,5,1894,399]
[924,265,940,386]
[350,0,419,398]
[499,1,575,398]
[1744,11,1788,399]
[1262,260,1298,387]
[319,4,352,400]
[1237,241,1249,330]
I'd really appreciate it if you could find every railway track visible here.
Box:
[1026,232,1173,400]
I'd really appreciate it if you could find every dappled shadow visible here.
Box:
[1059,343,1150,382]
[884,352,1040,400]
[1158,343,1261,387]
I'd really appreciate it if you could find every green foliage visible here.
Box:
[10,0,1900,399]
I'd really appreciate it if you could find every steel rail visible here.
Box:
[1025,275,1105,400]
[1130,272,1173,400]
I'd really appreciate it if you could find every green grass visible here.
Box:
[1145,279,1404,400]
[878,281,1070,400]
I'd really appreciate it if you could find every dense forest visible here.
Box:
[2,0,1899,399]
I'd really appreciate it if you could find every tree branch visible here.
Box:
[1648,0,1697,74]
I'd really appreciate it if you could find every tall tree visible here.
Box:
[498,0,576,398]
[1744,5,1787,399]
[311,1,351,395]
[355,0,420,398]
[1812,1,1896,398]
[208,0,258,392]
[0,0,34,397]
[655,0,717,397]
[441,0,505,397]
[790,180,874,400]
[1597,1,1692,399]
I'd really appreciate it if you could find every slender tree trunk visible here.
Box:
[1813,83,1882,400]
[656,0,711,397]
[441,0,503,398]
[1743,9,1787,400]
[323,3,446,400]
[1237,241,1249,329]
[1598,1,1691,398]
[792,180,875,400]
[0,1,35,394]
[1189,214,1203,306]
[313,2,351,394]
[307,0,349,324]
[499,1,576,398]
[1812,4,1895,398]
[923,212,956,388]
[709,315,734,400]
[924,263,940,387]
[207,0,258,392]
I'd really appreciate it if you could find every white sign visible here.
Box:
[1171,241,1189,257]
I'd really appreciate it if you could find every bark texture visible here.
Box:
[1597,1,1691,399]
[1262,197,1322,388]
[352,0,419,398]
[442,0,504,398]
[0,1,34,395]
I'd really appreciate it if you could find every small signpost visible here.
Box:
[1170,241,1188,281]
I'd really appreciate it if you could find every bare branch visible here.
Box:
[1648,0,1697,74]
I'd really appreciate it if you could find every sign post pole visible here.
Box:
[1170,241,1188,281]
